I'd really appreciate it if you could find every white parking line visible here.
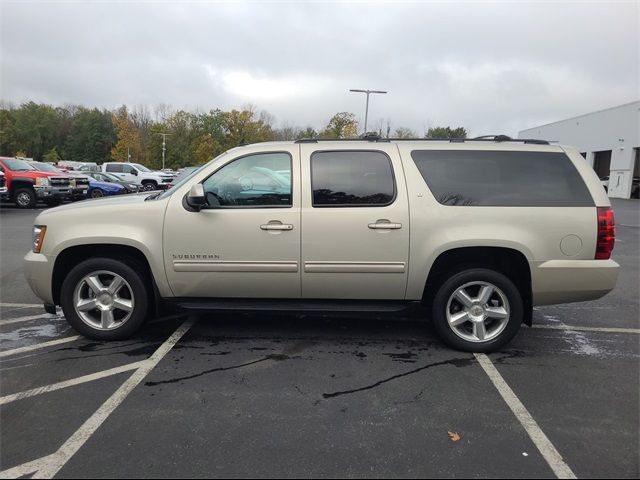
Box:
[0,303,43,308]
[475,353,576,479]
[0,336,82,359]
[0,313,58,326]
[31,317,195,479]
[532,325,639,334]
[0,361,146,406]
[0,454,57,479]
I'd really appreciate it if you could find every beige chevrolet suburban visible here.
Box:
[24,137,619,352]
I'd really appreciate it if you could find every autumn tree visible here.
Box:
[111,105,141,163]
[321,112,358,139]
[221,108,274,149]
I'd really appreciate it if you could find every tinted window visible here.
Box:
[311,151,395,207]
[202,152,291,208]
[106,164,123,173]
[411,150,593,207]
[122,164,136,174]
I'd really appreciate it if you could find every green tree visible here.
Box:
[43,147,61,162]
[394,127,417,139]
[296,127,318,139]
[0,108,16,156]
[321,112,358,139]
[425,126,468,139]
[65,108,115,163]
[11,102,58,160]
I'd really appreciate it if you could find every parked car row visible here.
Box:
[0,157,176,208]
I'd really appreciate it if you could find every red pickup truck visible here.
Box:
[0,157,72,208]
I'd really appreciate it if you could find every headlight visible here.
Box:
[33,225,47,253]
[35,177,50,187]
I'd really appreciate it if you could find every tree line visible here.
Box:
[0,101,467,169]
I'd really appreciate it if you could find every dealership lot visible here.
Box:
[1,200,638,478]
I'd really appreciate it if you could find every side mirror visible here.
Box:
[132,170,138,176]
[186,184,206,210]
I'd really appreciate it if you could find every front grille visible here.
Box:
[50,177,71,187]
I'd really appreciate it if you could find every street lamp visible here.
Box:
[154,132,172,170]
[349,89,387,135]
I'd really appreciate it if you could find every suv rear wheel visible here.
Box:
[142,181,157,191]
[60,257,149,340]
[431,268,523,352]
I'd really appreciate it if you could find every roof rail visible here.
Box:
[294,136,549,145]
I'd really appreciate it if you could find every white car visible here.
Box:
[101,162,174,191]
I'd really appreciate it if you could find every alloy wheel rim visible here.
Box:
[445,281,510,343]
[17,192,31,206]
[92,190,103,198]
[73,270,134,330]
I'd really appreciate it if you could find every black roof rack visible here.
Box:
[294,135,549,145]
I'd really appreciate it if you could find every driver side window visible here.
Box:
[202,152,292,208]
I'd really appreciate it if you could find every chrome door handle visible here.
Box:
[260,223,294,231]
[368,221,402,230]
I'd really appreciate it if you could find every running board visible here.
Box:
[170,298,415,313]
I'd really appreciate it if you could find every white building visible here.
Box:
[518,101,639,199]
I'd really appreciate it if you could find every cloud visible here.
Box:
[1,0,637,135]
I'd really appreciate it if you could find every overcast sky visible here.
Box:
[1,0,638,136]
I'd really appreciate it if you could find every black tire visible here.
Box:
[431,268,523,353]
[60,257,149,340]
[142,181,157,191]
[90,189,104,198]
[13,187,37,209]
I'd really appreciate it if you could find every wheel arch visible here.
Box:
[52,243,160,315]
[422,246,533,326]
[10,179,36,193]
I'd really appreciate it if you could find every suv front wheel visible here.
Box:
[60,257,149,340]
[431,268,523,352]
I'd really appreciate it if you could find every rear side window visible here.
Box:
[106,164,123,173]
[311,151,395,207]
[411,150,593,207]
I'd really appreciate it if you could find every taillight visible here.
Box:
[595,207,615,260]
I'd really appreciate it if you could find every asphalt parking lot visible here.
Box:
[1,200,638,478]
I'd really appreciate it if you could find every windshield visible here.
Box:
[132,163,151,172]
[99,172,122,182]
[3,159,36,171]
[32,162,62,173]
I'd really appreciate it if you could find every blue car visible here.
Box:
[86,176,126,198]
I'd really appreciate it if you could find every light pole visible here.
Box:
[154,132,172,170]
[349,89,387,135]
